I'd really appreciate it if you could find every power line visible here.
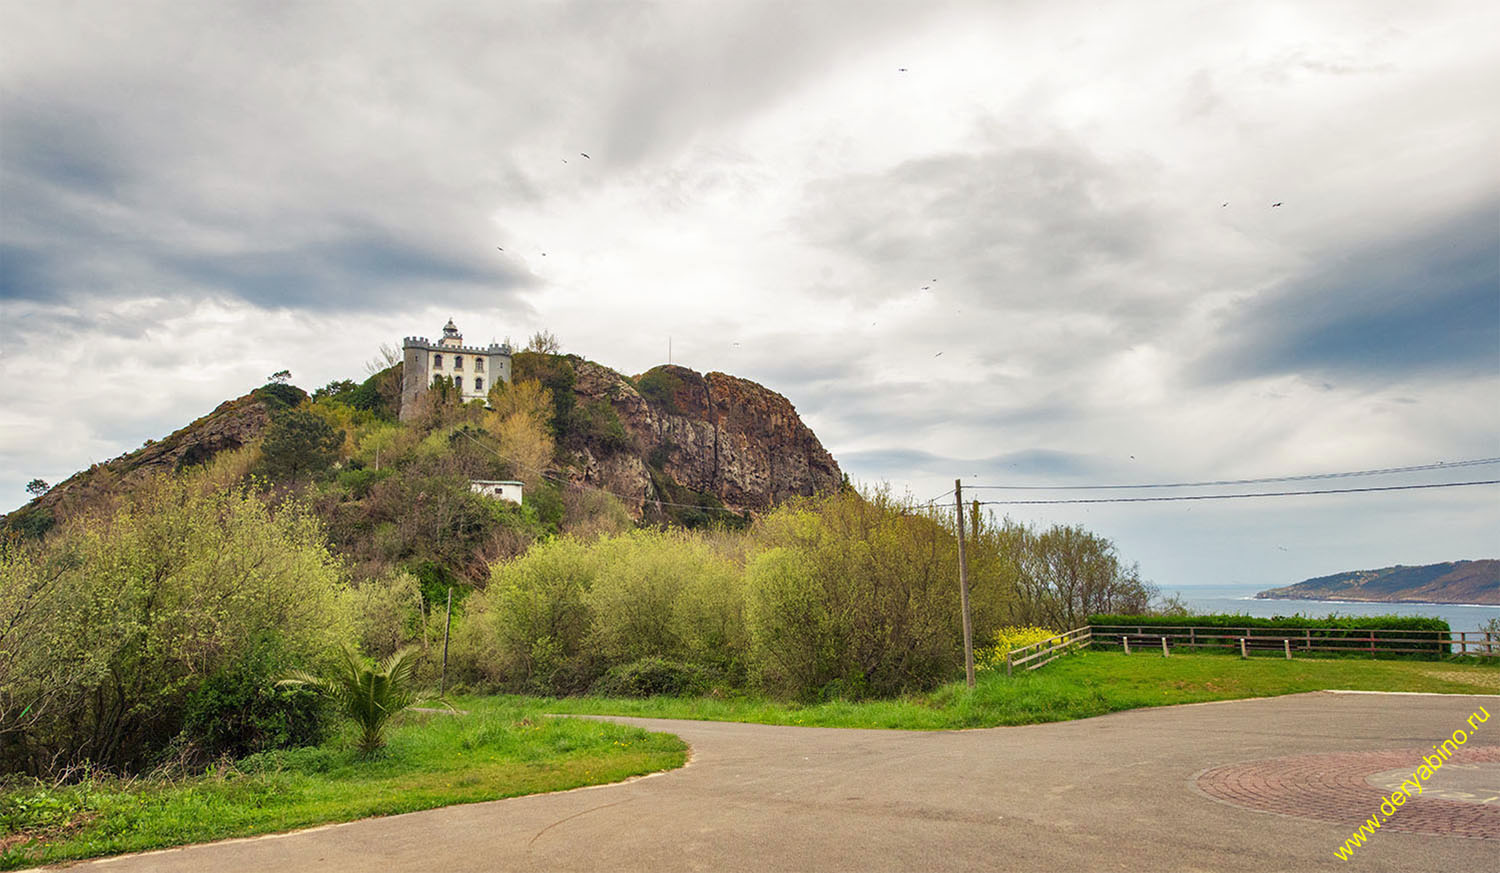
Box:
[960,457,1500,491]
[968,479,1499,506]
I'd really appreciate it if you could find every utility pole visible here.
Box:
[955,479,976,688]
[440,587,454,697]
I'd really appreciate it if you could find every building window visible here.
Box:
[454,356,464,369]
[475,377,484,391]
[433,354,443,368]
[455,376,463,391]
[475,358,484,372]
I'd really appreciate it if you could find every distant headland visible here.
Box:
[1255,560,1500,605]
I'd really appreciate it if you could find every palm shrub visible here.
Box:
[279,644,422,756]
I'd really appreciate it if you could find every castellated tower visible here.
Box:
[399,319,512,421]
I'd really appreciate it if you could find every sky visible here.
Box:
[2,0,1497,595]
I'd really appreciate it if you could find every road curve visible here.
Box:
[50,692,1499,872]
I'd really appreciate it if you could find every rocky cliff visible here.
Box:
[564,361,843,519]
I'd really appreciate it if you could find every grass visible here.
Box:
[5,652,1495,867]
[531,650,1500,731]
[0,699,687,870]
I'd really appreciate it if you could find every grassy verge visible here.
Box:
[0,699,687,870]
[534,650,1500,731]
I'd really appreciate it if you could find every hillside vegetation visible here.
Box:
[2,347,1176,781]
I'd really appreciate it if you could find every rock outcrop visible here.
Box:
[566,362,842,517]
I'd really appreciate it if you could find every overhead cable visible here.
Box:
[967,479,1499,506]
[959,457,1500,491]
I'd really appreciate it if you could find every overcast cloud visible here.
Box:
[3,0,1496,596]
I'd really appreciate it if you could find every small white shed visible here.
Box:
[469,479,524,504]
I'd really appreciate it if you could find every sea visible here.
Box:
[1173,584,1500,634]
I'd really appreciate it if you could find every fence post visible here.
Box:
[1123,637,1131,656]
[1161,636,1169,657]
[1284,639,1291,660]
[1240,638,1248,659]
[1189,627,1196,649]
[1305,628,1310,652]
[1369,630,1376,658]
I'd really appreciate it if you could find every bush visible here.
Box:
[975,626,1059,672]
[469,537,600,694]
[586,530,747,677]
[464,530,747,695]
[336,466,392,498]
[745,491,963,700]
[590,658,715,698]
[177,655,327,761]
[0,470,353,776]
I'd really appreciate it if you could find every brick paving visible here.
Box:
[1197,745,1500,839]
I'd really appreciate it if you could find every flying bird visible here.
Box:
[1271,202,1283,207]
[496,246,504,251]
[934,352,943,357]
[1221,202,1228,207]
[898,67,908,72]
[581,152,590,159]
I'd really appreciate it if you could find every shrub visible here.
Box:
[975,626,1059,672]
[745,491,963,700]
[590,658,715,698]
[469,537,600,694]
[178,654,327,761]
[0,470,353,776]
[586,530,747,677]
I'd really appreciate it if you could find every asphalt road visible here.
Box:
[54,692,1499,872]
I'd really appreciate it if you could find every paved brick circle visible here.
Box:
[1196,745,1500,840]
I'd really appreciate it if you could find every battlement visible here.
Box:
[399,320,514,422]
[403,336,512,355]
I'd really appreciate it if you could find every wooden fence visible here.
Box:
[1004,626,1092,675]
[1089,624,1499,659]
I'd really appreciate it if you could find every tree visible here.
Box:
[24,479,49,497]
[267,370,292,384]
[312,379,358,403]
[525,330,561,354]
[260,408,344,484]
[278,644,421,756]
[367,343,405,416]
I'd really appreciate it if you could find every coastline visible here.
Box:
[1253,595,1500,608]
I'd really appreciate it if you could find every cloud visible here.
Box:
[798,140,1169,315]
[1199,203,1500,384]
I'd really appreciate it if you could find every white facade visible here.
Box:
[400,319,512,420]
[470,480,524,504]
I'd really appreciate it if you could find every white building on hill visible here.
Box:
[470,480,524,504]
[400,319,512,420]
